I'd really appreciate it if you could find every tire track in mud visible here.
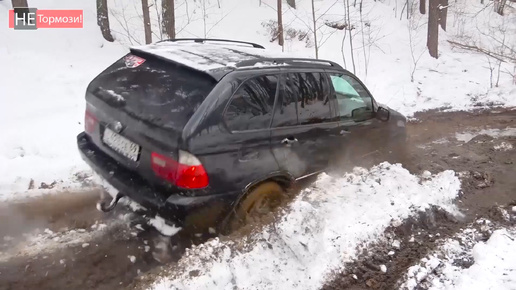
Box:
[0,108,514,290]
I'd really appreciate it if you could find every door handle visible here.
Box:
[281,137,298,145]
[340,129,351,135]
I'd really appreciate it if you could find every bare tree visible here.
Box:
[152,0,163,40]
[311,0,318,58]
[141,0,152,44]
[419,0,426,14]
[109,3,141,45]
[345,0,356,73]
[494,0,507,16]
[11,0,28,7]
[162,0,176,39]
[277,0,284,47]
[438,0,448,31]
[359,0,367,74]
[286,0,340,59]
[427,0,439,58]
[486,56,496,88]
[408,5,426,82]
[201,0,208,38]
[96,0,115,42]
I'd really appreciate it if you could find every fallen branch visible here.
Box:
[447,40,516,63]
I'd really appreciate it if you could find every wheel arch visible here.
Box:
[218,172,295,233]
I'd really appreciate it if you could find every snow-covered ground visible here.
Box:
[0,0,126,198]
[1,0,515,199]
[400,219,516,290]
[150,163,461,290]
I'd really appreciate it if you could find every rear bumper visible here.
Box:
[77,132,238,228]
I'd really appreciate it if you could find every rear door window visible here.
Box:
[296,72,332,125]
[271,74,299,128]
[87,53,216,130]
[224,75,278,131]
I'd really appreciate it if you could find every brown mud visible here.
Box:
[0,108,514,290]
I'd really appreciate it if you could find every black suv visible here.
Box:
[77,38,407,232]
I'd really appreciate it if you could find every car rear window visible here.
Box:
[87,53,217,130]
[224,75,278,131]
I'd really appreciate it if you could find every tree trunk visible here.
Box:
[427,0,439,58]
[311,0,318,59]
[286,0,296,9]
[141,0,152,44]
[406,0,409,19]
[96,0,114,42]
[419,0,426,14]
[277,0,284,46]
[438,0,448,31]
[494,0,507,15]
[162,0,175,39]
[12,0,28,7]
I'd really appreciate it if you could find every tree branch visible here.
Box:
[447,40,516,63]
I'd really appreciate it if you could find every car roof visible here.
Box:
[130,39,343,81]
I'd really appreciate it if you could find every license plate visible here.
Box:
[102,128,140,161]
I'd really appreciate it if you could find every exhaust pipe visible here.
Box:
[96,192,125,212]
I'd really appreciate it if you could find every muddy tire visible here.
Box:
[228,182,285,233]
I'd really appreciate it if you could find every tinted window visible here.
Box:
[224,75,278,131]
[272,74,299,128]
[88,53,216,131]
[329,73,373,119]
[296,72,332,125]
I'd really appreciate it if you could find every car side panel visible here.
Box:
[269,70,342,178]
[184,70,282,197]
[270,123,342,178]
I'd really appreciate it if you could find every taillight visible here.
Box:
[85,108,97,134]
[151,150,209,189]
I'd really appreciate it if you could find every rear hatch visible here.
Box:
[84,52,216,189]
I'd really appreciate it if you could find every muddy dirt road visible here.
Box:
[0,108,514,290]
[323,108,516,289]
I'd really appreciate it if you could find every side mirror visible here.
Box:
[376,106,390,122]
[351,107,374,122]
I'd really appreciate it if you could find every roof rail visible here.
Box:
[158,38,265,49]
[235,58,343,69]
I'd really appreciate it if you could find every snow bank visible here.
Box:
[150,163,461,290]
[401,222,516,290]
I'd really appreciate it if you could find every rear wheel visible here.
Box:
[228,182,285,233]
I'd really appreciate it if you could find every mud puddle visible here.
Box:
[0,189,169,290]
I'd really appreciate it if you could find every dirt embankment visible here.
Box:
[0,108,514,290]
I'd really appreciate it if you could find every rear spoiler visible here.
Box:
[128,48,231,82]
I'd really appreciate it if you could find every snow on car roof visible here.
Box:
[130,41,288,72]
